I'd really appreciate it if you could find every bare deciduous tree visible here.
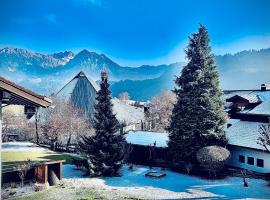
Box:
[2,106,34,142]
[257,119,270,152]
[40,98,91,151]
[145,91,176,132]
[13,159,33,187]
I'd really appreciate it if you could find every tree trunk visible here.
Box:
[66,134,71,151]
[52,141,57,151]
[35,113,39,144]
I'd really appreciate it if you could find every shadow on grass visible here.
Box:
[37,153,81,164]
[2,153,80,174]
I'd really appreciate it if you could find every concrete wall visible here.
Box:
[228,145,270,173]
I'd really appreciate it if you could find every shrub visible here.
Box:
[196,145,230,177]
[13,159,33,187]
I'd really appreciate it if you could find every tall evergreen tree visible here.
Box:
[79,70,125,176]
[167,25,227,162]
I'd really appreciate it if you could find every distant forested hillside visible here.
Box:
[216,48,270,90]
[111,49,270,100]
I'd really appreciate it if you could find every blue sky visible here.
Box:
[1,0,270,66]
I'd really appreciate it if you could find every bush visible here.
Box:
[13,159,33,187]
[196,145,230,177]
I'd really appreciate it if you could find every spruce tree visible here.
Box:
[167,25,227,162]
[79,70,125,176]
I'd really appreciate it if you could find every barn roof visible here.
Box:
[57,71,99,97]
[226,120,268,151]
[126,131,169,148]
[56,71,99,121]
[56,71,144,124]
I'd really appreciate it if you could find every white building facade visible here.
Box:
[227,145,270,173]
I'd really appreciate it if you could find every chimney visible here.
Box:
[101,70,108,82]
[261,84,269,91]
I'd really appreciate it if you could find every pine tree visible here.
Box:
[167,25,227,162]
[79,70,125,176]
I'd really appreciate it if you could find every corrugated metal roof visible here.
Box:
[226,120,267,151]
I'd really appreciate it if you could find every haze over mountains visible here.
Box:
[0,47,270,101]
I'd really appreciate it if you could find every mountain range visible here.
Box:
[0,47,270,101]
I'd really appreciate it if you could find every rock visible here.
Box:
[9,191,16,196]
[33,182,49,191]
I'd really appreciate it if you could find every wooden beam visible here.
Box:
[45,165,48,183]
[59,161,62,180]
[0,81,51,108]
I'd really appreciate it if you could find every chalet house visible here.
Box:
[224,84,270,117]
[226,94,262,114]
[224,84,270,173]
[225,99,270,173]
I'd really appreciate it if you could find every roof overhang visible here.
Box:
[227,144,270,154]
[0,76,51,108]
[226,95,250,103]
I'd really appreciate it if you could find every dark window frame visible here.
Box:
[257,158,264,168]
[247,157,254,165]
[239,155,245,163]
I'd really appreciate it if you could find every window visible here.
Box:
[239,155,245,163]
[247,157,254,165]
[257,159,264,168]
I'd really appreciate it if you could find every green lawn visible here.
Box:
[2,148,81,174]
